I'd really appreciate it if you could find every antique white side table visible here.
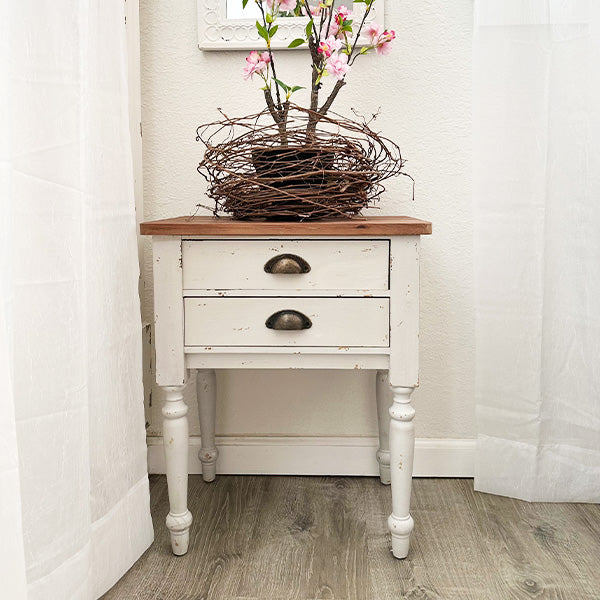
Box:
[140,215,432,559]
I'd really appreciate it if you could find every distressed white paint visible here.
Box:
[140,0,475,449]
[153,237,186,386]
[185,345,388,354]
[183,289,390,297]
[162,386,193,555]
[196,369,218,482]
[375,370,392,484]
[388,386,415,558]
[182,239,389,290]
[184,296,390,347]
[151,233,422,557]
[185,352,388,370]
[389,236,420,387]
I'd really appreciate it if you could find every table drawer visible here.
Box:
[182,240,389,290]
[184,297,389,347]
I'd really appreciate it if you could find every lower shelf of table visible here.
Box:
[185,350,390,370]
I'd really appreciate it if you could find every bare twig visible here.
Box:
[263,89,282,123]
[319,79,346,116]
[351,106,381,126]
[324,4,335,39]
[349,3,374,61]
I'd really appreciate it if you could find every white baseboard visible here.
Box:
[147,436,475,478]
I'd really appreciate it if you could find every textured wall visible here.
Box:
[140,0,474,441]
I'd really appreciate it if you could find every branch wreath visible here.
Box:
[196,105,411,220]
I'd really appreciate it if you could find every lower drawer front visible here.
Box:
[184,297,389,347]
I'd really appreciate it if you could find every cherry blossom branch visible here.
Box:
[256,1,282,109]
[263,88,288,142]
[318,3,374,117]
[242,1,394,140]
[298,1,324,132]
[318,79,345,116]
[263,88,283,124]
[324,4,335,39]
[349,3,373,62]
[299,0,321,46]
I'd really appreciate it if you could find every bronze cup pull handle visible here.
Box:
[265,310,312,331]
[264,254,311,274]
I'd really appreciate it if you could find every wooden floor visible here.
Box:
[102,475,600,600]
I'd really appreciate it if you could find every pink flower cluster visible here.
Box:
[266,0,297,12]
[312,6,353,81]
[242,50,271,80]
[242,2,395,88]
[326,53,349,80]
[308,4,352,38]
[366,23,396,56]
[336,5,352,23]
[318,35,348,81]
[317,35,342,58]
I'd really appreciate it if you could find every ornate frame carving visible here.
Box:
[197,0,385,51]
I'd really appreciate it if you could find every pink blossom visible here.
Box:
[309,4,321,17]
[365,24,395,55]
[266,0,297,11]
[375,29,395,55]
[318,35,343,58]
[366,23,382,46]
[321,18,339,39]
[243,50,269,80]
[326,52,349,80]
[337,5,352,21]
[246,50,261,65]
[334,6,352,38]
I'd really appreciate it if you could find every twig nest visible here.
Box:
[196,104,406,221]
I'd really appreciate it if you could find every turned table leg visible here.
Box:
[375,370,392,485]
[162,385,193,556]
[196,369,218,482]
[388,385,415,559]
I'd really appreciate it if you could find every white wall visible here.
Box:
[140,0,474,463]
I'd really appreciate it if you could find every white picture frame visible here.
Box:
[197,0,385,51]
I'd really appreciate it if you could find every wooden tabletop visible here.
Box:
[140,216,432,236]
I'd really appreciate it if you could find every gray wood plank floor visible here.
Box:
[102,476,600,600]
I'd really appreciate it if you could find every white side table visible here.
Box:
[141,215,432,559]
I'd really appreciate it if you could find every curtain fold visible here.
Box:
[1,1,153,598]
[474,0,600,501]
[0,5,28,596]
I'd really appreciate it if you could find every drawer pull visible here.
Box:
[264,254,311,274]
[265,310,312,331]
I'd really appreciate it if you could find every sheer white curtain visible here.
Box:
[0,1,153,598]
[474,0,600,501]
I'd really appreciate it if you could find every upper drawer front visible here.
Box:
[184,297,389,347]
[182,240,389,290]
